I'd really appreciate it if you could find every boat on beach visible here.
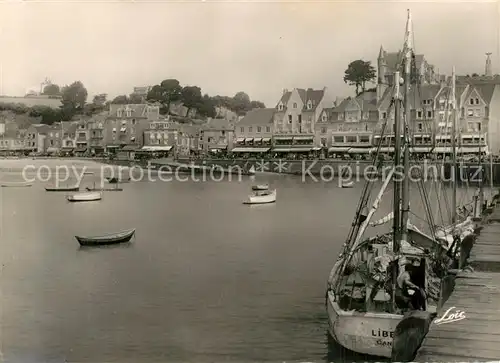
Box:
[67,191,102,202]
[243,189,276,204]
[252,184,269,191]
[1,181,33,187]
[75,228,136,246]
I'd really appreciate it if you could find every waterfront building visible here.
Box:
[142,118,178,158]
[104,103,159,156]
[0,130,27,154]
[176,124,200,157]
[272,87,333,156]
[322,91,380,158]
[45,124,63,154]
[61,122,77,155]
[232,108,274,156]
[25,124,49,153]
[88,114,107,156]
[72,119,90,156]
[199,118,234,154]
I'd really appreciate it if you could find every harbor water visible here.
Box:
[0,159,486,362]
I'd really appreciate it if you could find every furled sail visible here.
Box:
[370,211,394,226]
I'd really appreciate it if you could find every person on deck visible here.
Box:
[395,259,426,311]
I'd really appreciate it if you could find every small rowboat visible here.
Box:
[75,228,136,246]
[341,181,354,188]
[1,181,33,187]
[67,191,102,202]
[243,189,276,205]
[252,184,269,191]
[106,177,131,184]
[45,186,80,192]
[86,187,123,192]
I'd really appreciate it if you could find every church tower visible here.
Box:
[485,52,492,77]
[377,45,388,101]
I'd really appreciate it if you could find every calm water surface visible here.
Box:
[0,159,481,362]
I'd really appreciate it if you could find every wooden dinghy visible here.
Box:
[75,228,136,246]
[45,186,80,192]
[1,181,33,187]
[67,191,102,202]
[341,181,354,188]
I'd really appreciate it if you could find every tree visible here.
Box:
[343,60,376,95]
[128,93,144,104]
[472,73,479,77]
[60,81,88,118]
[250,100,265,109]
[111,95,129,104]
[180,86,203,117]
[93,94,107,107]
[146,79,182,115]
[43,84,60,96]
[197,94,216,118]
[29,105,63,125]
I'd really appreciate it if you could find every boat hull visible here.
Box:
[243,189,276,204]
[45,187,79,192]
[1,182,32,187]
[251,185,269,191]
[76,229,135,246]
[326,290,401,358]
[67,192,102,202]
[341,182,354,188]
[106,177,130,184]
[86,187,123,192]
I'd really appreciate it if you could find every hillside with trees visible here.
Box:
[0,78,266,126]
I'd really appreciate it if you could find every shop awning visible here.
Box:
[436,135,452,140]
[253,138,263,142]
[274,136,293,141]
[273,147,312,152]
[120,127,127,132]
[106,145,121,149]
[312,147,322,151]
[140,145,173,151]
[61,147,74,152]
[262,138,271,143]
[434,147,452,153]
[378,147,395,153]
[236,137,245,142]
[411,147,433,153]
[231,147,270,153]
[328,147,350,153]
[46,147,59,153]
[75,147,87,153]
[210,146,228,151]
[121,145,139,151]
[458,146,485,154]
[244,138,254,142]
[293,136,314,141]
[348,147,372,154]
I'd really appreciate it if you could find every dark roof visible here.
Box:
[300,88,325,111]
[201,118,233,131]
[237,108,274,126]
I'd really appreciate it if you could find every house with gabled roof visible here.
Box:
[273,87,334,155]
[232,108,274,154]
[25,124,49,153]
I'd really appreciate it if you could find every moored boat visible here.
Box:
[252,184,269,191]
[340,181,354,188]
[67,191,102,202]
[86,187,123,192]
[75,228,136,246]
[243,189,276,204]
[45,186,80,192]
[1,181,33,187]
[106,177,131,184]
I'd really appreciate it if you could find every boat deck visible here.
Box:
[415,215,500,361]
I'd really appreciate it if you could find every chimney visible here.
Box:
[283,89,288,95]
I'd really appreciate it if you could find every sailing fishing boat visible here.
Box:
[325,10,456,358]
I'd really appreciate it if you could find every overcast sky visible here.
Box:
[0,1,498,106]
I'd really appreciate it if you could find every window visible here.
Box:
[333,136,344,143]
[359,135,370,143]
[417,110,423,119]
[426,110,433,118]
[266,126,270,132]
[382,112,387,119]
[477,122,482,131]
[338,113,344,120]
[240,127,244,132]
[288,115,292,123]
[117,110,123,117]
[474,109,481,117]
[132,119,136,125]
[475,98,480,105]
[257,126,261,132]
[298,115,302,123]
[346,136,357,143]
[278,104,283,111]
[417,123,423,131]
[221,130,225,136]
[363,112,369,120]
[321,127,327,134]
[467,109,474,117]
[321,114,327,122]
[249,127,252,132]
[293,103,297,108]
[307,101,312,110]
[321,137,327,146]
